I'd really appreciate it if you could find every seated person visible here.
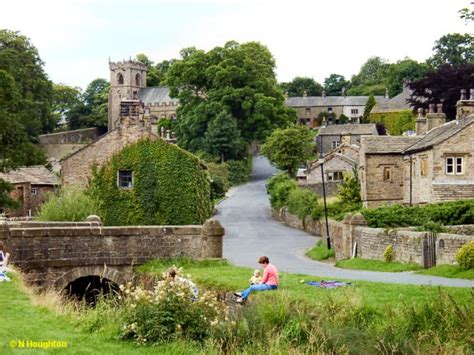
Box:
[0,241,10,268]
[249,269,262,285]
[166,267,199,301]
[234,256,278,303]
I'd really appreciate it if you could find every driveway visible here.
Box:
[216,155,474,288]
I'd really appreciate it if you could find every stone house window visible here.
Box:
[117,73,124,85]
[420,158,428,176]
[331,141,340,149]
[445,156,463,175]
[383,167,391,181]
[327,171,344,181]
[351,108,358,115]
[328,107,333,113]
[305,107,311,115]
[31,187,38,195]
[118,170,133,189]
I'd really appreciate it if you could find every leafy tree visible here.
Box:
[384,58,429,97]
[408,64,474,120]
[428,33,474,68]
[459,2,474,23]
[337,167,361,206]
[0,29,55,136]
[323,74,350,96]
[52,83,82,126]
[205,111,246,161]
[280,77,323,97]
[167,41,295,158]
[362,94,376,122]
[348,57,389,96]
[66,78,110,130]
[262,126,313,177]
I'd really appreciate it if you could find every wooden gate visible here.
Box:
[422,232,436,268]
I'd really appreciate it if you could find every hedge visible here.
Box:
[369,110,415,136]
[90,138,213,226]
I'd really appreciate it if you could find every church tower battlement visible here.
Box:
[108,60,147,131]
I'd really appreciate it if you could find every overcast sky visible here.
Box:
[1,0,472,90]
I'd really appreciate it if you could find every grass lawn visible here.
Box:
[335,257,422,273]
[416,264,474,280]
[305,239,335,261]
[137,258,472,309]
[0,273,203,355]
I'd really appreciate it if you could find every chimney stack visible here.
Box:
[321,90,326,98]
[303,90,308,98]
[456,88,474,119]
[384,88,389,99]
[424,103,446,132]
[415,108,427,135]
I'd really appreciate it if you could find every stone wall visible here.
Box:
[272,207,474,266]
[38,128,101,144]
[0,218,224,288]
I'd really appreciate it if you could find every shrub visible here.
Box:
[456,241,474,270]
[362,200,474,228]
[383,245,394,263]
[266,174,297,209]
[89,138,213,226]
[119,269,228,344]
[287,188,319,219]
[37,186,99,221]
[206,162,230,200]
[226,157,253,186]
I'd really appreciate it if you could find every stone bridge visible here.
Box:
[0,218,224,294]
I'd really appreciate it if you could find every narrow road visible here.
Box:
[216,156,474,288]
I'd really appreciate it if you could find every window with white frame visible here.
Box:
[331,141,340,149]
[31,187,38,195]
[351,108,358,115]
[445,156,463,175]
[118,170,133,189]
[327,171,344,181]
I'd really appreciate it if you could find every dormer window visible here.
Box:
[117,73,124,85]
[118,170,133,189]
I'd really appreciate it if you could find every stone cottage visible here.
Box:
[0,166,59,217]
[316,123,379,156]
[360,90,474,208]
[287,92,388,128]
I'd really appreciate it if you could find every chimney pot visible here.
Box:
[385,88,389,99]
[461,89,467,100]
[417,108,424,118]
[322,90,326,97]
[436,103,443,113]
[303,91,308,98]
[428,103,435,114]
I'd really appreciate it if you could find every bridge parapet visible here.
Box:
[0,218,224,289]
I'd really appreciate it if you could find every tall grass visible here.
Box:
[37,185,100,221]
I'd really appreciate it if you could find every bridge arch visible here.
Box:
[54,265,133,291]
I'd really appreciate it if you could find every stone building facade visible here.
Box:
[316,123,378,156]
[61,101,158,187]
[360,92,474,208]
[0,166,59,217]
[287,93,388,128]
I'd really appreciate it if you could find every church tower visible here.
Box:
[108,60,147,131]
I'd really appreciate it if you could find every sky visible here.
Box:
[1,0,472,90]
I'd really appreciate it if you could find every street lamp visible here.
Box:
[318,135,331,250]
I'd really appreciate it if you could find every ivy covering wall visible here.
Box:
[369,110,416,136]
[90,139,213,226]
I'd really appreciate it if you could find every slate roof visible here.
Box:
[139,86,179,105]
[286,95,386,107]
[318,123,378,136]
[371,85,414,114]
[361,136,420,154]
[403,116,474,153]
[0,166,58,185]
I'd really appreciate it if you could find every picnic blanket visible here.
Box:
[305,280,352,289]
[0,266,10,282]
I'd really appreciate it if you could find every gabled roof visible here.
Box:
[139,86,179,105]
[371,85,413,114]
[318,123,378,136]
[308,152,358,171]
[403,116,474,153]
[361,136,420,154]
[0,166,58,185]
[286,95,386,107]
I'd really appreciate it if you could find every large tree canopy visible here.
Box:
[408,64,474,120]
[167,41,295,157]
[135,53,175,87]
[280,77,323,97]
[0,30,55,137]
[428,33,474,69]
[323,74,350,96]
[347,57,389,96]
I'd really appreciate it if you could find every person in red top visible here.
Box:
[234,256,278,303]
